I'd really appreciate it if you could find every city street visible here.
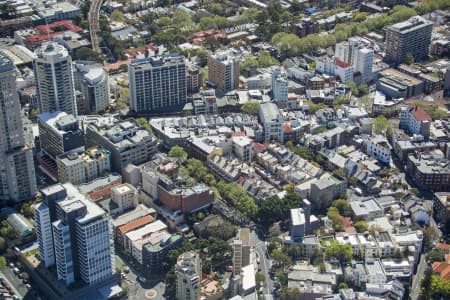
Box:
[411,254,427,300]
[1,265,33,299]
[252,229,273,300]
[116,254,166,300]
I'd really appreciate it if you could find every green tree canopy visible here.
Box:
[135,118,153,134]
[324,241,353,264]
[373,116,392,136]
[110,10,126,22]
[168,146,187,162]
[354,220,369,233]
[331,199,350,216]
[327,207,343,232]
[241,101,260,115]
[0,256,6,270]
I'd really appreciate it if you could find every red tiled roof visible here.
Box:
[334,58,352,68]
[437,242,450,250]
[27,20,82,44]
[410,106,432,121]
[253,143,268,153]
[433,262,450,281]
[103,58,131,72]
[118,215,154,234]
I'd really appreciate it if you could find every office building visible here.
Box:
[35,183,115,286]
[33,42,77,116]
[73,61,109,113]
[0,54,37,202]
[259,102,284,143]
[384,16,433,65]
[272,69,288,103]
[85,120,158,174]
[377,68,424,99]
[176,251,201,300]
[208,50,240,92]
[37,111,85,160]
[56,147,111,185]
[111,183,138,214]
[232,228,250,276]
[128,55,187,114]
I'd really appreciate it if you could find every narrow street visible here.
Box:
[410,254,427,300]
[252,230,273,300]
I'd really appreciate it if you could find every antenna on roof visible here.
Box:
[45,18,51,41]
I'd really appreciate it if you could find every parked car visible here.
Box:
[13,268,20,275]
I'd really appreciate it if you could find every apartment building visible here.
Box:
[259,102,284,143]
[56,147,111,185]
[385,16,433,65]
[37,111,85,160]
[128,55,187,114]
[176,251,202,300]
[407,150,450,191]
[35,183,115,286]
[233,228,250,277]
[85,120,158,174]
[73,61,110,113]
[0,54,37,202]
[33,42,77,116]
[208,50,240,92]
[111,183,138,215]
[399,105,432,139]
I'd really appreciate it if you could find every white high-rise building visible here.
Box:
[34,203,55,268]
[335,37,373,83]
[0,54,37,202]
[176,251,202,300]
[272,69,288,104]
[73,61,109,113]
[52,220,74,285]
[34,42,77,116]
[35,183,115,287]
[354,48,374,83]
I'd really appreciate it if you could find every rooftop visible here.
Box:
[388,16,433,34]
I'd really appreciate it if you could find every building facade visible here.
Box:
[176,251,201,300]
[35,183,115,286]
[73,61,109,113]
[129,55,187,114]
[85,120,158,174]
[0,54,37,202]
[37,111,85,159]
[208,50,240,92]
[272,69,288,104]
[384,16,433,65]
[259,102,284,143]
[56,147,111,185]
[399,106,432,139]
[33,42,77,116]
